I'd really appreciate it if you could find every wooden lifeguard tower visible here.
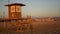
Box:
[5,3,25,32]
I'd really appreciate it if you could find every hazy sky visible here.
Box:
[0,0,60,18]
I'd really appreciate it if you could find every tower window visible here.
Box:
[12,8,14,10]
[17,8,20,11]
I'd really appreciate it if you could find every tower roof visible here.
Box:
[5,3,26,6]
